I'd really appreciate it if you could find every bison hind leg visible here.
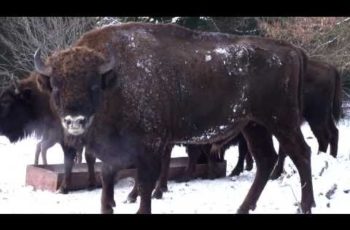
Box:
[274,128,315,213]
[237,123,278,213]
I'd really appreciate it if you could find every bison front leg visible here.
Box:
[34,142,42,165]
[275,128,315,214]
[101,163,117,214]
[126,176,139,203]
[126,145,172,202]
[40,138,57,165]
[58,145,76,194]
[328,116,339,158]
[136,146,162,214]
[270,146,287,180]
[245,149,254,171]
[152,145,172,199]
[85,148,97,190]
[230,139,247,177]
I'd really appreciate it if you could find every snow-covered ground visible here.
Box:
[0,121,350,214]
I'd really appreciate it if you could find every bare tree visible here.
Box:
[0,17,98,87]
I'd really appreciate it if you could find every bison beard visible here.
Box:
[34,22,315,214]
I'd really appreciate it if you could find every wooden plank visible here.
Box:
[25,157,227,192]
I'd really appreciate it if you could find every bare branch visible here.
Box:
[0,17,97,87]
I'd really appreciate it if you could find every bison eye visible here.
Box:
[64,118,71,125]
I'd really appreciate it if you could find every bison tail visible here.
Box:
[332,68,342,122]
[298,48,308,119]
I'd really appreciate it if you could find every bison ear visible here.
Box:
[36,75,52,92]
[101,71,117,90]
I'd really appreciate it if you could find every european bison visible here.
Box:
[184,59,342,179]
[270,59,341,179]
[0,73,96,193]
[207,59,342,179]
[34,22,314,213]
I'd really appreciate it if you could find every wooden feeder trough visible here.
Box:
[25,157,227,192]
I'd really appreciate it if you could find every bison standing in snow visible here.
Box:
[178,59,342,180]
[270,59,342,179]
[0,73,97,193]
[34,23,314,214]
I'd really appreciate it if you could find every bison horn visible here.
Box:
[34,48,52,76]
[98,44,115,75]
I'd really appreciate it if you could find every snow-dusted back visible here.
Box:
[0,121,350,213]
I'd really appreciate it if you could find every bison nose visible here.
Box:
[61,115,94,136]
[63,115,87,129]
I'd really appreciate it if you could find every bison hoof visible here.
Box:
[159,186,168,192]
[298,207,312,214]
[269,169,283,180]
[298,201,314,214]
[101,206,114,214]
[237,202,256,214]
[245,164,253,171]
[152,190,163,199]
[229,167,243,177]
[136,208,151,214]
[236,207,249,214]
[57,186,69,194]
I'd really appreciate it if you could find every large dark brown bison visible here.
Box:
[183,59,342,179]
[270,59,342,179]
[34,23,314,214]
[0,73,96,193]
[129,58,342,202]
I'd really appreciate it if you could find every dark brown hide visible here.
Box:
[35,23,313,214]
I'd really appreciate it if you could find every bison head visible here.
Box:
[34,46,115,136]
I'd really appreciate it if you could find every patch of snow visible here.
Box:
[1,121,350,213]
[171,17,180,23]
[214,47,230,58]
[136,59,152,74]
[205,55,212,62]
[267,54,282,67]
